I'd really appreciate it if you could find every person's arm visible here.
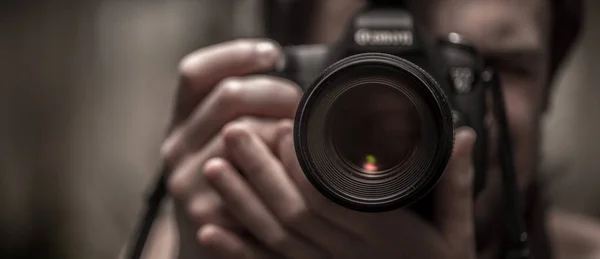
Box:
[549,208,600,259]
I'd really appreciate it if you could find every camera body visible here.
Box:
[271,4,488,213]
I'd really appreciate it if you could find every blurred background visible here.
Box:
[0,0,598,258]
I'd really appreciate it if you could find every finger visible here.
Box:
[223,120,306,225]
[163,76,301,164]
[224,121,362,258]
[167,118,280,200]
[275,120,374,234]
[187,191,238,228]
[434,127,477,257]
[167,118,282,229]
[174,39,282,125]
[198,224,277,259]
[203,158,325,259]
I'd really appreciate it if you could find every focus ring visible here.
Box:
[294,53,454,212]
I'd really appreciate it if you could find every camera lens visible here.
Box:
[328,83,421,174]
[294,53,454,212]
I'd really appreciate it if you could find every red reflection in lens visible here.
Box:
[363,163,378,172]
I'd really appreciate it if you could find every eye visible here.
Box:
[496,63,535,78]
[483,52,543,81]
[488,59,536,79]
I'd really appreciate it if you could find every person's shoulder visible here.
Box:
[548,208,600,259]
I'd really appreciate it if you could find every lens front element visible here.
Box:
[294,53,455,212]
[329,83,421,174]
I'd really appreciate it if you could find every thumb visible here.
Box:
[434,127,477,258]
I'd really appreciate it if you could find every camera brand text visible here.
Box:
[354,29,414,46]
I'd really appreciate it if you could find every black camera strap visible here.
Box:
[485,70,531,259]
[126,165,168,259]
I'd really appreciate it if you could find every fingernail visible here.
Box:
[233,131,250,147]
[282,124,293,136]
[197,225,217,245]
[455,127,477,156]
[255,41,279,69]
[224,125,250,148]
[203,158,226,180]
[283,129,293,144]
[204,157,225,174]
[276,121,294,145]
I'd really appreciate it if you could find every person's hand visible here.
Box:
[162,39,300,259]
[198,120,478,259]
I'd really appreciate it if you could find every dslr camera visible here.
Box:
[271,1,489,213]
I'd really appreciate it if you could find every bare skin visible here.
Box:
[128,0,600,258]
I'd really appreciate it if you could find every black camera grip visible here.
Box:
[438,38,489,197]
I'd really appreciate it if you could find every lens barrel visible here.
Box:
[294,53,454,212]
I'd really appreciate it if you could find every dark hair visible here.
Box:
[262,0,316,46]
[549,0,583,80]
[264,0,583,80]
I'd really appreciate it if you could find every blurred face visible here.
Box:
[309,0,551,246]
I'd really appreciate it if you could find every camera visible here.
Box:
[271,2,489,213]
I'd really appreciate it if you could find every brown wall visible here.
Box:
[0,0,257,257]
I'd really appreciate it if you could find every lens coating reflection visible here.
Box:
[328,83,422,175]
